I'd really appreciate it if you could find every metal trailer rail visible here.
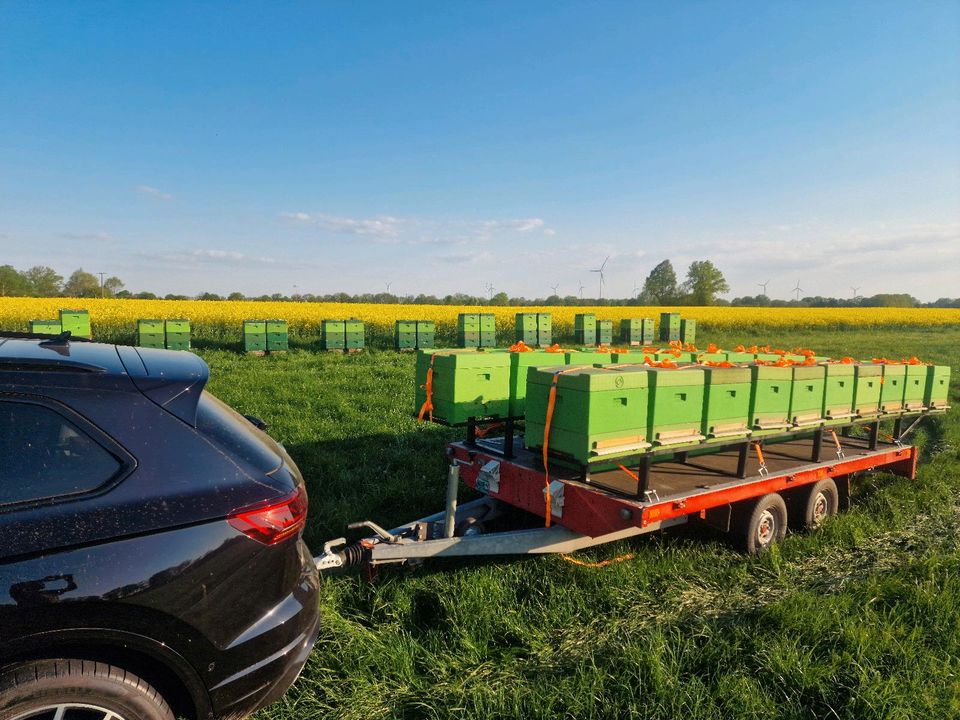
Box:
[315,427,919,572]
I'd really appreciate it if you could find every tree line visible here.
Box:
[2,261,958,308]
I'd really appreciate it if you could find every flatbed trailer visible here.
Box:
[316,422,920,572]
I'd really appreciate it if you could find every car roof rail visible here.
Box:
[0,330,91,345]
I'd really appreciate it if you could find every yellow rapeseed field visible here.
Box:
[1,297,957,341]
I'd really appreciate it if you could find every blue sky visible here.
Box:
[1,1,958,299]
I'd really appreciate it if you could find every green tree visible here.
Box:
[23,266,63,296]
[63,269,101,297]
[0,265,31,296]
[639,260,679,305]
[684,260,729,305]
[490,291,509,306]
[227,291,246,301]
[103,276,125,297]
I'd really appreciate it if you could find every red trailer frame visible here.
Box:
[315,428,919,572]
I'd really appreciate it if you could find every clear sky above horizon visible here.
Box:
[1,2,958,300]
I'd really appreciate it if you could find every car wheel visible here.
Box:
[0,659,175,720]
[802,478,839,531]
[739,493,788,554]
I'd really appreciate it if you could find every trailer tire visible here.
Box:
[738,493,788,554]
[801,478,839,531]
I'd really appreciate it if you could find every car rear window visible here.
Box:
[0,400,123,506]
[195,391,282,474]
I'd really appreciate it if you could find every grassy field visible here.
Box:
[196,328,960,720]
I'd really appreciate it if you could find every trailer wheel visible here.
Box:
[802,478,839,531]
[739,493,788,554]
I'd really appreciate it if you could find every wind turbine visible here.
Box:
[484,282,495,300]
[851,286,861,300]
[590,256,610,300]
[792,280,803,302]
[758,280,770,296]
[550,283,559,297]
[385,281,392,294]
[578,281,585,299]
[632,282,640,297]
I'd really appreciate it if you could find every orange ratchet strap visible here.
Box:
[416,353,436,422]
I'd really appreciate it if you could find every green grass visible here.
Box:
[197,328,960,720]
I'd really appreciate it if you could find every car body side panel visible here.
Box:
[0,520,319,704]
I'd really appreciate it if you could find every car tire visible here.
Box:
[0,658,175,720]
[802,478,839,531]
[739,493,788,554]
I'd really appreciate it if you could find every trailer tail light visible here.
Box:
[228,488,308,545]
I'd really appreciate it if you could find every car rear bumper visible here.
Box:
[209,539,320,718]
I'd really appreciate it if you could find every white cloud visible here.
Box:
[190,249,277,264]
[58,232,113,242]
[480,218,545,233]
[282,211,556,248]
[135,185,173,201]
[281,211,403,237]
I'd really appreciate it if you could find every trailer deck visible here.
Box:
[316,427,919,572]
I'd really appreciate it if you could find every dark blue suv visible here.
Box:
[0,335,320,720]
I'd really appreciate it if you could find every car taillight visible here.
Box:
[228,488,308,545]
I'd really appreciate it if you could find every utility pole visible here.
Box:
[98,272,106,298]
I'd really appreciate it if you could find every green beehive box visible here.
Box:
[138,333,166,349]
[822,363,856,423]
[508,351,570,417]
[458,313,480,331]
[749,365,793,434]
[879,363,907,415]
[647,367,706,446]
[266,320,289,351]
[853,364,883,417]
[243,320,267,352]
[640,318,656,345]
[479,329,496,348]
[597,320,613,346]
[537,313,552,346]
[416,320,435,348]
[574,313,596,347]
[136,318,165,349]
[414,349,511,424]
[525,365,651,463]
[564,350,613,366]
[515,313,538,345]
[165,319,190,334]
[458,331,481,348]
[612,351,652,364]
[902,364,928,412]
[702,366,752,440]
[755,353,784,363]
[321,319,345,350]
[29,319,62,334]
[574,327,597,346]
[680,318,697,345]
[789,365,826,427]
[346,333,365,350]
[725,352,755,364]
[59,309,91,338]
[268,335,290,351]
[396,321,417,349]
[479,314,496,332]
[165,319,191,350]
[659,312,681,342]
[698,352,727,364]
[620,318,642,346]
[925,366,950,411]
